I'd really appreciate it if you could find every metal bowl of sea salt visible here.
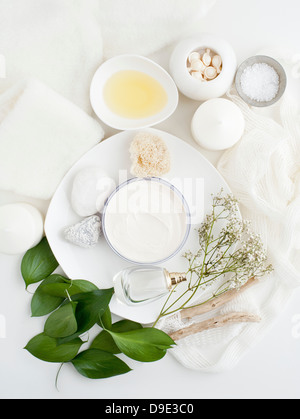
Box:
[235,55,287,107]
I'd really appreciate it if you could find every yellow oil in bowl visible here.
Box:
[103,70,168,119]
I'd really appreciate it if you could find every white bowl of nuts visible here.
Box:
[169,34,237,101]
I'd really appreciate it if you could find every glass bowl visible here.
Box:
[90,55,178,130]
[102,177,191,265]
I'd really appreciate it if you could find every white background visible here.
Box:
[1,0,300,399]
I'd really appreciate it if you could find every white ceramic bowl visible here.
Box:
[169,34,237,101]
[90,55,179,130]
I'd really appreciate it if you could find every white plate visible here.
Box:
[45,128,233,324]
[90,55,179,130]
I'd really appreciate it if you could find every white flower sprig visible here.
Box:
[153,190,273,326]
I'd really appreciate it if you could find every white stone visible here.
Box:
[64,215,102,249]
[71,167,116,217]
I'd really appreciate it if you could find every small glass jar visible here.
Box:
[113,266,187,306]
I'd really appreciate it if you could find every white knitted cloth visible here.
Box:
[158,52,300,372]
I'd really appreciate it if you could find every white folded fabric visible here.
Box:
[0,78,104,200]
[98,0,217,59]
[0,0,104,114]
[0,0,216,112]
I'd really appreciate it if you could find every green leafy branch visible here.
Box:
[22,238,175,386]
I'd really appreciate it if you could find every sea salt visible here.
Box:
[240,63,280,103]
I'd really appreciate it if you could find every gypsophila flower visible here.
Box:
[154,191,274,324]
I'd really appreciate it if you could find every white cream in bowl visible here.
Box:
[102,178,191,264]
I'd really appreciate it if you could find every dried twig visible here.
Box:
[169,312,261,341]
[179,277,259,320]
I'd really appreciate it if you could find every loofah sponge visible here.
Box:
[129,132,171,178]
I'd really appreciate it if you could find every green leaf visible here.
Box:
[31,275,67,317]
[21,237,59,288]
[44,301,78,338]
[24,333,83,363]
[91,320,142,354]
[74,289,114,334]
[108,328,175,362]
[58,289,114,344]
[31,276,99,317]
[71,349,131,379]
[41,279,98,298]
[99,306,112,330]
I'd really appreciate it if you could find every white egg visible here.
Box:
[71,167,116,217]
[0,203,44,255]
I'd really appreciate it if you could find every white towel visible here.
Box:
[98,0,217,59]
[0,0,104,114]
[0,0,216,112]
[0,78,104,200]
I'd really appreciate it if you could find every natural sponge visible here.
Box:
[129,132,171,177]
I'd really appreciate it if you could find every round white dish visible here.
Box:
[169,34,237,101]
[90,55,179,130]
[45,128,234,324]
